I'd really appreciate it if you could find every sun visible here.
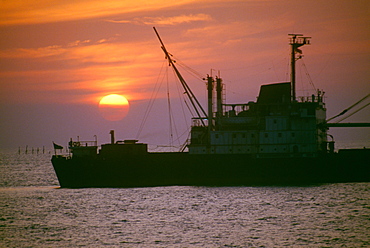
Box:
[98,94,129,121]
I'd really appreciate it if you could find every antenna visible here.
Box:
[289,34,311,101]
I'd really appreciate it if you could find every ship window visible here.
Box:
[242,134,246,138]
[293,145,298,153]
[264,133,268,138]
[233,134,237,138]
[273,119,277,124]
[278,133,282,138]
[251,134,255,138]
[291,132,295,137]
[215,134,219,139]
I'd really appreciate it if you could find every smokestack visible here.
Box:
[110,130,115,144]
[216,76,223,119]
[207,76,214,132]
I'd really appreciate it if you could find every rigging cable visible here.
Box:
[301,58,316,91]
[285,57,290,82]
[298,60,305,95]
[327,93,370,122]
[170,64,202,149]
[153,27,207,125]
[174,57,204,80]
[167,67,183,149]
[173,68,191,130]
[169,59,208,150]
[180,131,191,152]
[136,61,166,139]
[335,102,370,123]
[166,66,174,149]
[170,64,197,117]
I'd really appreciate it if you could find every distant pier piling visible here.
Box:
[17,145,48,155]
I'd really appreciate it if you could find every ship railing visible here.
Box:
[296,90,325,103]
[69,140,98,148]
[296,96,315,103]
[223,104,249,116]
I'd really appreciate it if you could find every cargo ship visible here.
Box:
[51,29,370,188]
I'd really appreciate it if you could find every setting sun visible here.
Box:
[98,94,129,121]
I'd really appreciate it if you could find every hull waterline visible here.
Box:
[52,150,370,188]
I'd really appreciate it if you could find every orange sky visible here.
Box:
[0,0,369,149]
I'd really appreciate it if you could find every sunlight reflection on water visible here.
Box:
[0,152,369,247]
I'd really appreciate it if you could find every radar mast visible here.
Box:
[289,34,311,101]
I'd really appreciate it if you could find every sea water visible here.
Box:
[0,151,369,247]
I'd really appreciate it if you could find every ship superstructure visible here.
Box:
[189,80,328,157]
[170,34,329,157]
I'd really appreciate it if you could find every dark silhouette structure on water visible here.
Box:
[51,30,370,188]
[18,146,46,155]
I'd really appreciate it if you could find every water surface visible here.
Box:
[1,152,369,247]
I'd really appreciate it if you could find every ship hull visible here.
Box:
[52,150,369,188]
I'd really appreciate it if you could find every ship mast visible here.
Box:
[153,27,207,126]
[289,34,311,101]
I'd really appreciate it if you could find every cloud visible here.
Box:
[0,0,200,26]
[68,40,91,47]
[107,14,213,26]
[0,37,119,61]
[0,45,66,59]
[1,0,369,108]
[0,37,164,105]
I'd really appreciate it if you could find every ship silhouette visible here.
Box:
[51,29,370,188]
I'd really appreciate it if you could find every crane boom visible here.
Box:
[153,27,207,126]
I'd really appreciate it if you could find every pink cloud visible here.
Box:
[107,14,212,26]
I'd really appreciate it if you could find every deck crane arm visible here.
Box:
[153,27,208,126]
